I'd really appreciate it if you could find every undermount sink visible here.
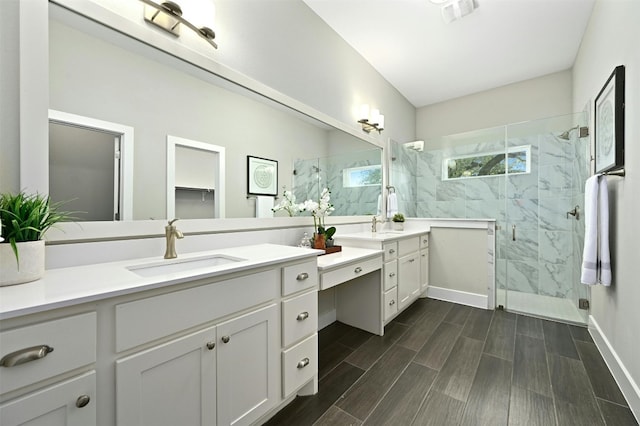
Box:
[127,254,246,277]
[377,230,405,234]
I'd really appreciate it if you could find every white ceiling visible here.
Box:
[303,0,595,108]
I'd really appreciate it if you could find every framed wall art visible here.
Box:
[247,155,278,196]
[594,65,625,174]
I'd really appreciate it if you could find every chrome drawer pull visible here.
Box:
[296,272,309,281]
[354,267,363,273]
[206,341,216,350]
[0,345,54,368]
[76,395,91,408]
[221,336,230,344]
[389,249,395,254]
[389,300,396,306]
[389,272,396,278]
[423,239,428,244]
[297,358,310,369]
[297,312,310,321]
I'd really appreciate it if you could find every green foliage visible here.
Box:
[0,192,71,264]
[392,213,405,222]
[324,226,336,240]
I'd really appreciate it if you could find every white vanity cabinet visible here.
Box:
[0,312,97,426]
[336,231,429,324]
[115,269,282,426]
[0,245,319,426]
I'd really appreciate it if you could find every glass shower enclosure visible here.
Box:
[390,112,590,325]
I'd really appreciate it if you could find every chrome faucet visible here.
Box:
[164,218,184,259]
[372,216,378,233]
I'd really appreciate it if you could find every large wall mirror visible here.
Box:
[48,2,381,222]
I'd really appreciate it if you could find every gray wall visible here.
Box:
[416,69,573,141]
[573,0,640,411]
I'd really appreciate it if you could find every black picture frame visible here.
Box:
[594,65,625,174]
[247,155,278,196]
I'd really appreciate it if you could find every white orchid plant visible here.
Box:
[271,188,300,217]
[299,188,336,238]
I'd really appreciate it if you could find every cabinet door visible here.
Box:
[0,372,95,426]
[420,248,429,294]
[398,253,420,310]
[217,304,279,426]
[116,326,217,426]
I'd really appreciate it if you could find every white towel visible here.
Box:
[581,175,611,286]
[376,194,383,216]
[387,193,398,219]
[255,196,274,218]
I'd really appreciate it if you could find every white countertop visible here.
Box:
[316,247,383,272]
[0,244,320,320]
[336,228,430,242]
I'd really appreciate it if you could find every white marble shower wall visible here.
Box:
[293,149,382,216]
[396,129,588,302]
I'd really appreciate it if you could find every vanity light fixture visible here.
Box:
[358,104,385,134]
[140,0,218,49]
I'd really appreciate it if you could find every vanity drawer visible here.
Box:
[282,260,318,297]
[282,334,317,397]
[282,290,317,347]
[320,256,382,291]
[382,242,398,262]
[384,288,398,321]
[420,234,429,249]
[0,312,97,395]
[383,259,398,291]
[398,237,420,257]
[116,270,278,352]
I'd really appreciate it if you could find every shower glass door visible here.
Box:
[499,112,590,324]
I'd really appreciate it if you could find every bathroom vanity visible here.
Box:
[0,244,319,426]
[336,230,430,324]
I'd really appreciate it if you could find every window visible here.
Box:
[442,145,531,180]
[342,165,382,188]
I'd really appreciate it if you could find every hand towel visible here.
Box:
[599,176,611,286]
[255,196,274,218]
[387,193,398,219]
[581,175,598,285]
[377,194,383,216]
[581,175,611,286]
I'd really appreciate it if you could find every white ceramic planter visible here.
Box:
[393,222,404,231]
[0,240,45,286]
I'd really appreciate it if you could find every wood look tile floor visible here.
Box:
[265,298,638,426]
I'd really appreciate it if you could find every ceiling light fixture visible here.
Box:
[140,0,218,49]
[358,104,385,134]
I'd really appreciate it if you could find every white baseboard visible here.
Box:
[426,285,488,309]
[589,315,640,422]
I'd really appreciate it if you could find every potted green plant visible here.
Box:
[0,191,70,286]
[392,213,405,231]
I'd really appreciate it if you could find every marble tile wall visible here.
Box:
[391,131,589,304]
[293,149,382,217]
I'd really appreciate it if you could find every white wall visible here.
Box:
[573,0,640,416]
[416,69,573,140]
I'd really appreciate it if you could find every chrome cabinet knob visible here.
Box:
[354,267,363,273]
[389,249,395,254]
[297,358,310,369]
[389,300,396,306]
[221,336,230,344]
[389,272,396,278]
[206,341,216,350]
[76,395,91,408]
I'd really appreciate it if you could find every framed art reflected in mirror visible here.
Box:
[595,65,625,174]
[248,156,278,196]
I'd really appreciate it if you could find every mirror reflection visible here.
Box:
[48,4,380,221]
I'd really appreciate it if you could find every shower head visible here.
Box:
[558,126,589,140]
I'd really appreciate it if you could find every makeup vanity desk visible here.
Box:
[318,229,430,336]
